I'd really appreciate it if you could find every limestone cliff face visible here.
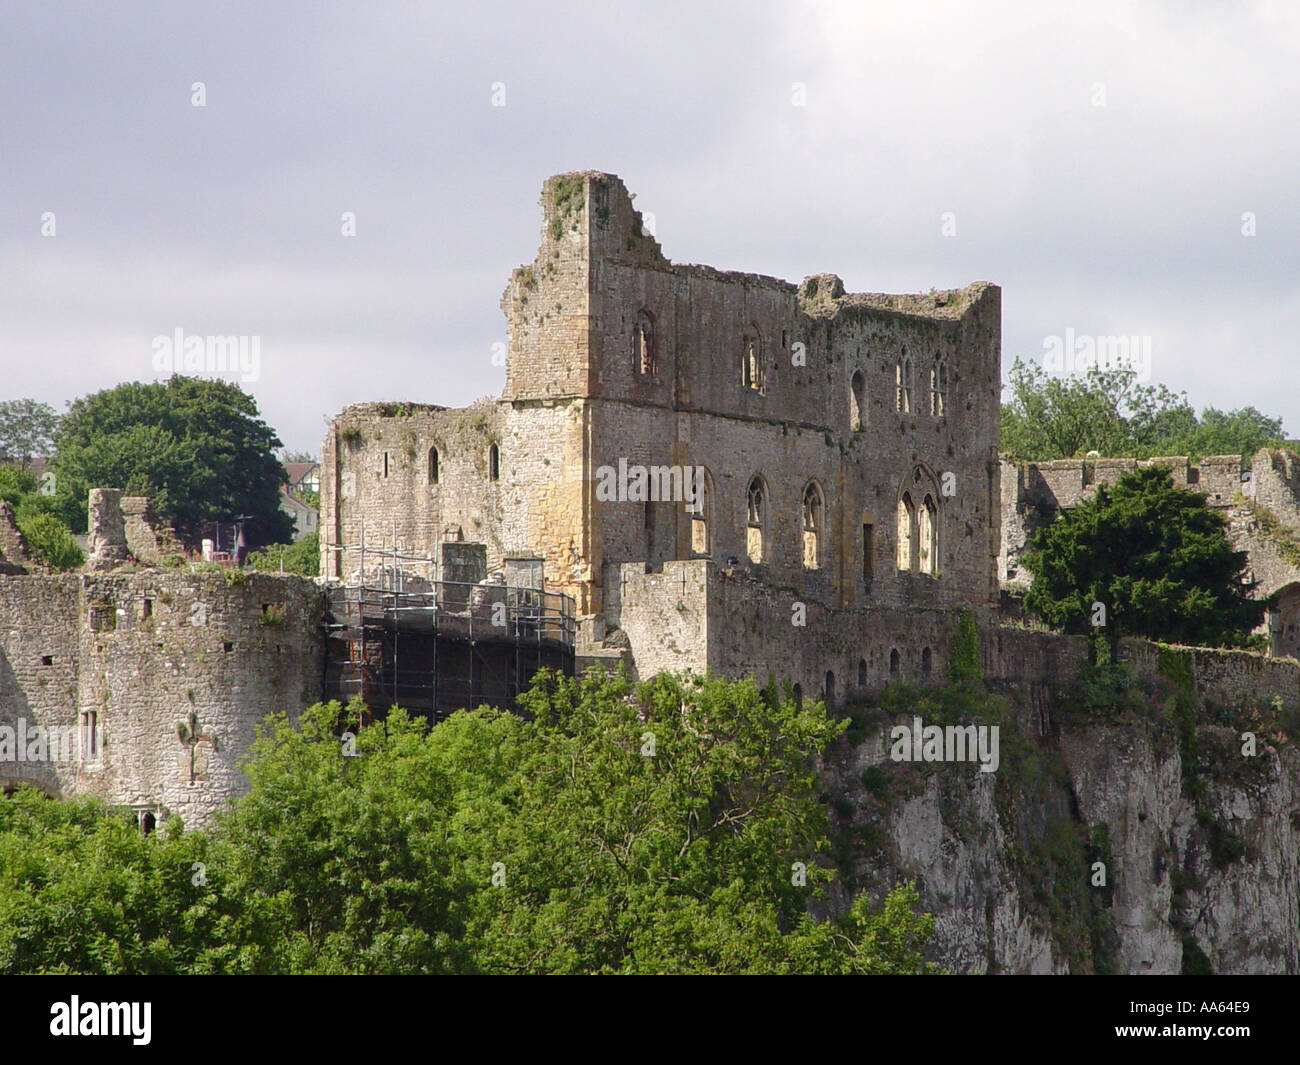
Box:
[830,691,1300,975]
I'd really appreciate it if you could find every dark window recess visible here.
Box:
[142,598,153,618]
[41,654,53,666]
[223,642,233,653]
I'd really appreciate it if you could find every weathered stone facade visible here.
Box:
[322,171,1002,699]
[0,571,323,827]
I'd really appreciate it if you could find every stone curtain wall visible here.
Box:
[0,571,324,828]
[1000,454,1248,592]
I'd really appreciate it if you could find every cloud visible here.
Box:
[1,0,1297,451]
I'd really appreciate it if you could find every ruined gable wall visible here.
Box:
[1250,447,1300,528]
[121,496,182,563]
[583,172,1001,617]
[0,502,30,572]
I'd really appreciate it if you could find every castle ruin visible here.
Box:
[321,171,1003,694]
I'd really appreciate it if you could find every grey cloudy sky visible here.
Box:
[2,0,1297,454]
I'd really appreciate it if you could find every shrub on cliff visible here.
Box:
[196,671,939,974]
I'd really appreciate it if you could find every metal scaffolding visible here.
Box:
[322,537,575,720]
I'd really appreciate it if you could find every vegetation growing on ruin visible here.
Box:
[548,174,585,241]
[0,463,83,571]
[1239,497,1300,568]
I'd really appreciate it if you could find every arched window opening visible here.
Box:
[824,670,836,709]
[746,476,767,564]
[793,683,803,707]
[919,493,937,576]
[858,658,867,688]
[488,443,500,481]
[930,360,947,417]
[742,328,765,393]
[921,647,933,674]
[850,369,866,431]
[889,649,900,675]
[896,492,915,571]
[689,469,711,556]
[428,447,440,485]
[895,350,913,413]
[633,310,658,376]
[801,482,823,569]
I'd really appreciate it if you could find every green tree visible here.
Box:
[0,399,59,468]
[1022,465,1264,649]
[244,531,319,576]
[432,669,935,974]
[51,377,293,545]
[188,699,472,974]
[14,509,83,571]
[0,788,204,974]
[0,463,83,571]
[1001,358,1284,462]
[0,674,941,974]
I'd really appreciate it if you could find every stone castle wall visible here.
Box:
[999,449,1300,660]
[0,571,324,828]
[324,171,1003,674]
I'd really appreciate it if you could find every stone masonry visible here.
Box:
[321,171,1003,701]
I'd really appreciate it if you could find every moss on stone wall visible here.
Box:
[548,175,585,241]
[947,607,981,682]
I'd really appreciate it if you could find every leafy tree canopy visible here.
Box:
[51,377,293,545]
[1022,465,1265,648]
[1001,358,1283,463]
[243,531,319,577]
[0,671,940,975]
[0,399,59,468]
